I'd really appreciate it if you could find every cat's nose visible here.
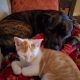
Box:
[24,55,27,59]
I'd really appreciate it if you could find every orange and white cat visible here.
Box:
[11,37,80,80]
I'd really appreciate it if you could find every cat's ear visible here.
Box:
[14,37,23,46]
[32,39,43,47]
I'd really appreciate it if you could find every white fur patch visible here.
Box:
[41,73,54,80]
[41,74,49,80]
[11,61,21,75]
[22,65,39,76]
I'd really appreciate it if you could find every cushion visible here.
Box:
[11,0,59,13]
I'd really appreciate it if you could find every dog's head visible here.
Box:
[44,12,73,50]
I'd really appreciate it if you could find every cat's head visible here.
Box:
[14,37,43,63]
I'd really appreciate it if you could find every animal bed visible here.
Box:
[0,24,80,80]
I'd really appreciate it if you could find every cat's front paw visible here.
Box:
[22,68,28,76]
[22,67,33,76]
[11,61,21,75]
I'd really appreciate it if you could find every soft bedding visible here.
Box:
[0,24,80,80]
[11,0,59,13]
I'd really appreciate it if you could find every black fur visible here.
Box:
[0,10,73,55]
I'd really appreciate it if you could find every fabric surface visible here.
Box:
[11,0,59,13]
[0,26,80,79]
[0,25,80,79]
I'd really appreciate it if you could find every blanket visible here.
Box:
[0,24,80,80]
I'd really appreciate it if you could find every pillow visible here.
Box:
[11,0,59,13]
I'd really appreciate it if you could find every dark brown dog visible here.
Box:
[0,10,73,55]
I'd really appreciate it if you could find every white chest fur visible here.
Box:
[11,49,42,76]
[21,50,42,76]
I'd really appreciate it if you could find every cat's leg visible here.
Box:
[11,61,21,75]
[41,74,48,80]
[41,73,55,80]
[22,65,39,76]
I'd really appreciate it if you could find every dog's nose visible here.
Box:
[50,44,60,50]
[55,45,59,50]
[53,45,60,50]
